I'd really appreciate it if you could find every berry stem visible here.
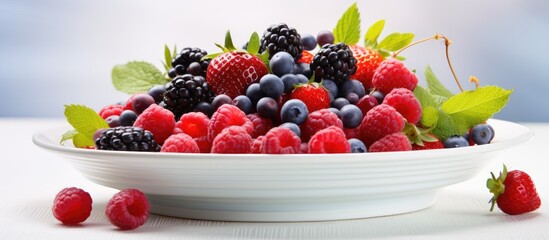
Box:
[393,34,464,92]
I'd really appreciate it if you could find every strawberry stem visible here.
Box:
[393,34,464,92]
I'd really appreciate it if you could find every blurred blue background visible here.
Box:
[1,0,548,121]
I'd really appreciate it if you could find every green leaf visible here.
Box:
[413,85,439,109]
[425,66,453,98]
[421,106,439,128]
[63,104,108,147]
[60,129,78,144]
[333,2,361,45]
[431,110,462,140]
[247,32,260,55]
[364,19,385,48]
[163,44,172,72]
[442,85,513,122]
[258,50,271,72]
[112,61,167,94]
[377,32,414,51]
[224,31,237,51]
[202,52,222,61]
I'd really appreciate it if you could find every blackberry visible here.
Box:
[95,126,160,152]
[161,74,215,119]
[310,42,357,85]
[168,47,209,78]
[259,23,303,60]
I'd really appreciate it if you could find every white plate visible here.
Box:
[33,119,533,222]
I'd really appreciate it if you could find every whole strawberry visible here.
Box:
[349,45,384,90]
[290,81,330,113]
[487,165,541,215]
[206,32,268,99]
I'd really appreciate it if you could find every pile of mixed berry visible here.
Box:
[62,3,512,154]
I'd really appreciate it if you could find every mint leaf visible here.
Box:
[431,111,461,140]
[442,86,513,131]
[112,61,167,94]
[421,106,439,128]
[364,19,385,48]
[162,44,172,72]
[425,66,453,98]
[333,2,361,45]
[62,104,108,148]
[377,32,414,51]
[413,85,438,109]
[247,32,260,54]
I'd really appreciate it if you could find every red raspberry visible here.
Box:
[308,126,351,153]
[98,104,124,119]
[300,142,309,153]
[247,113,274,138]
[261,127,302,154]
[382,88,422,124]
[123,94,138,111]
[105,189,150,230]
[251,136,264,153]
[300,109,343,142]
[208,104,254,142]
[369,132,412,152]
[372,58,418,94]
[161,133,200,153]
[175,112,211,153]
[211,126,253,153]
[52,187,92,225]
[344,127,361,140]
[133,104,175,145]
[359,104,405,146]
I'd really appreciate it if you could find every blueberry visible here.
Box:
[245,83,265,107]
[232,95,252,114]
[317,30,334,47]
[328,107,341,119]
[119,110,138,126]
[281,74,299,93]
[322,79,338,103]
[471,124,494,145]
[259,74,284,98]
[270,52,295,77]
[443,136,470,148]
[280,99,309,125]
[194,102,214,117]
[132,93,156,114]
[280,122,301,137]
[212,94,232,110]
[105,115,120,128]
[296,63,313,79]
[256,97,278,119]
[348,138,367,153]
[346,93,359,104]
[339,79,366,98]
[487,124,495,141]
[371,90,385,104]
[340,104,363,128]
[296,74,309,84]
[301,33,317,51]
[332,98,350,110]
[148,85,166,104]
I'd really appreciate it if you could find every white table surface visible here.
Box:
[1,118,547,240]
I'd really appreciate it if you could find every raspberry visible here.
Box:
[261,127,302,154]
[52,187,92,225]
[369,132,412,152]
[106,189,150,230]
[359,104,405,146]
[247,113,274,138]
[344,126,361,140]
[382,88,422,124]
[211,126,253,153]
[175,112,211,153]
[133,104,175,145]
[123,94,138,111]
[208,104,254,142]
[251,136,264,153]
[300,142,309,153]
[300,109,343,142]
[372,58,418,94]
[99,104,124,119]
[308,126,351,153]
[161,133,200,153]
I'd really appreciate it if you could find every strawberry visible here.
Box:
[206,31,268,99]
[290,81,330,113]
[349,45,384,90]
[487,165,541,215]
[297,50,314,64]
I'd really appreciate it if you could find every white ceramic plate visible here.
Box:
[33,119,533,222]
